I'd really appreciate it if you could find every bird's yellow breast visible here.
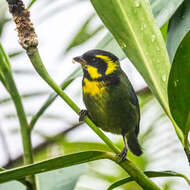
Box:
[82,78,106,97]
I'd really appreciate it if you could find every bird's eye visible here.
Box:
[92,57,97,62]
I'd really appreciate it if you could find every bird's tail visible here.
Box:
[127,132,142,156]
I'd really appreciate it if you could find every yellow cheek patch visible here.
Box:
[83,78,105,96]
[96,55,117,75]
[87,65,102,79]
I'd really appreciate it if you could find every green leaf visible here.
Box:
[168,32,190,135]
[167,0,190,62]
[38,165,87,190]
[0,151,111,183]
[95,0,182,59]
[64,13,104,53]
[0,165,87,190]
[107,171,190,190]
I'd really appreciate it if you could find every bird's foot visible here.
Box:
[117,147,127,163]
[79,109,88,122]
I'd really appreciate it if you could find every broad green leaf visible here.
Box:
[90,0,170,126]
[107,171,190,190]
[0,165,87,190]
[95,0,182,59]
[0,151,110,183]
[64,13,104,53]
[167,0,190,62]
[168,32,190,135]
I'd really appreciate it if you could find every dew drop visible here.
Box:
[135,1,140,7]
[174,79,179,87]
[119,40,127,49]
[151,35,156,42]
[162,74,167,82]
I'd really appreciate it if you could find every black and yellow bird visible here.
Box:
[73,49,142,160]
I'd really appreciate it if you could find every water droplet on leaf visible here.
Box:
[135,1,140,7]
[162,74,167,82]
[151,35,156,42]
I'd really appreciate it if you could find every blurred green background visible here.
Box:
[0,0,189,189]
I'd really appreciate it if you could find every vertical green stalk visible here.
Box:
[5,72,37,189]
[184,134,190,164]
[0,43,37,189]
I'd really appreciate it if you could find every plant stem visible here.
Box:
[0,151,162,190]
[2,71,36,189]
[5,72,37,189]
[27,48,161,190]
[184,134,190,164]
[0,42,37,189]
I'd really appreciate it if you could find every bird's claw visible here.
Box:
[117,148,127,163]
[79,109,88,122]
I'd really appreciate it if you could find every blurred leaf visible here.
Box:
[160,22,168,41]
[30,67,82,129]
[96,33,126,60]
[150,0,183,27]
[38,165,87,190]
[39,0,88,24]
[0,1,9,37]
[0,91,48,104]
[0,42,11,90]
[163,181,174,190]
[62,142,111,154]
[5,113,64,120]
[13,69,35,75]
[27,0,36,9]
[168,32,190,135]
[64,13,104,53]
[167,0,190,62]
[8,51,23,58]
[0,151,110,183]
[107,171,190,190]
[0,181,25,190]
[0,165,87,190]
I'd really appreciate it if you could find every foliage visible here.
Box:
[0,0,190,190]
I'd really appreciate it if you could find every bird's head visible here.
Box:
[73,49,120,80]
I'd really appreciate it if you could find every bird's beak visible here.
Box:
[72,56,87,67]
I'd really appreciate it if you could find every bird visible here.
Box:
[73,49,142,160]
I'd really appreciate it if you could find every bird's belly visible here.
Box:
[83,90,138,135]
